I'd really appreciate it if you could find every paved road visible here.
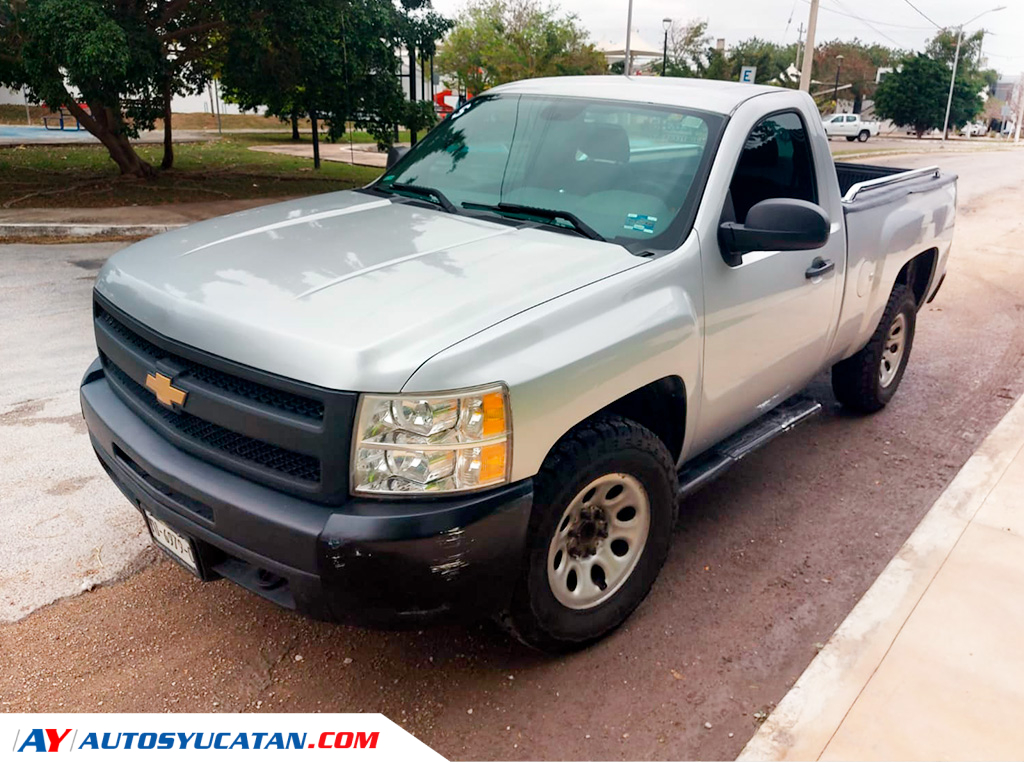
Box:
[0,243,150,622]
[1,149,1023,760]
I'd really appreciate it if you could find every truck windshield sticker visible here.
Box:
[624,213,658,234]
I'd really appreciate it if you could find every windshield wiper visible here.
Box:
[381,182,457,214]
[462,201,605,242]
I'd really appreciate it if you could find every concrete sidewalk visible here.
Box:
[740,393,1024,761]
[0,197,287,239]
[250,141,400,168]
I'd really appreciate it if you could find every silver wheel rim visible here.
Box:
[879,312,907,388]
[546,473,651,610]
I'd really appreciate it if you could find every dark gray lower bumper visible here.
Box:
[81,359,533,626]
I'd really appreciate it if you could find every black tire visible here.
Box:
[858,129,870,142]
[846,135,857,142]
[500,415,677,653]
[832,285,917,413]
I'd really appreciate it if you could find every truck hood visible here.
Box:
[96,190,643,392]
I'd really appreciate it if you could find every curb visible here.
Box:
[0,222,182,239]
[738,392,1024,760]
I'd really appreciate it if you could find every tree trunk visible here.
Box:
[310,107,320,170]
[160,77,174,170]
[852,93,863,114]
[291,111,300,141]
[65,99,156,178]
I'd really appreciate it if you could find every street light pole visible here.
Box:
[940,28,963,144]
[662,18,671,77]
[941,6,1006,145]
[833,54,844,113]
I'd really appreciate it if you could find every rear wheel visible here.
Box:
[858,129,870,142]
[500,415,677,653]
[832,285,917,413]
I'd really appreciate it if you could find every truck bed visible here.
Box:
[834,161,948,206]
[834,162,911,198]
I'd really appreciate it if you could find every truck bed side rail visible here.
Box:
[842,165,941,203]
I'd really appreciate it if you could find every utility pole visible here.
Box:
[799,0,819,92]
[833,54,844,113]
[623,0,634,76]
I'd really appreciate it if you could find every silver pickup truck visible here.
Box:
[81,77,956,651]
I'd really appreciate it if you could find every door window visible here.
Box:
[845,115,857,123]
[727,111,817,223]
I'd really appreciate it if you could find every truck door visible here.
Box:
[698,110,844,447]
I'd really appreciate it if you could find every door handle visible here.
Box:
[805,258,835,279]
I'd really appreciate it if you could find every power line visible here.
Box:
[984,50,1024,61]
[797,0,932,32]
[783,0,798,40]
[900,0,942,30]
[823,0,908,47]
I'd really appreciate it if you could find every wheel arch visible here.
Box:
[596,376,687,463]
[895,247,938,307]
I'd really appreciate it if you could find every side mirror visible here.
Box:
[386,146,408,169]
[718,198,830,266]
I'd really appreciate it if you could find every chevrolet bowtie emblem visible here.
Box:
[145,372,188,409]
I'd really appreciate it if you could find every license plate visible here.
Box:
[145,510,199,576]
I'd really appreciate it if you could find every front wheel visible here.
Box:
[832,285,917,413]
[858,129,870,142]
[500,415,677,653]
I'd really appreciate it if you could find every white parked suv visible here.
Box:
[823,113,880,142]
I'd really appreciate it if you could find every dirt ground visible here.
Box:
[1,149,1023,761]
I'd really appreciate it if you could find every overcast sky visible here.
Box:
[430,0,1024,77]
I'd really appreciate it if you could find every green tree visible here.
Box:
[926,28,983,66]
[874,53,981,137]
[814,39,901,113]
[436,0,605,94]
[725,38,798,86]
[0,0,225,177]
[658,23,795,86]
[661,19,712,78]
[220,0,449,160]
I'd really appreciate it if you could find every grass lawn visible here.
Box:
[0,133,383,208]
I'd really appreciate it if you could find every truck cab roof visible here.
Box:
[489,76,787,116]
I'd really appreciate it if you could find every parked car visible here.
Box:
[823,113,881,141]
[82,77,956,652]
[960,122,988,137]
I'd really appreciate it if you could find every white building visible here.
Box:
[0,83,248,116]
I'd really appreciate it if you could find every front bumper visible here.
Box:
[81,359,533,626]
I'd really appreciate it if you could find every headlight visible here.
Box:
[352,384,511,495]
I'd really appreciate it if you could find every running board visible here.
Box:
[677,396,822,498]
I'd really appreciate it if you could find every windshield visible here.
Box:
[375,93,724,251]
